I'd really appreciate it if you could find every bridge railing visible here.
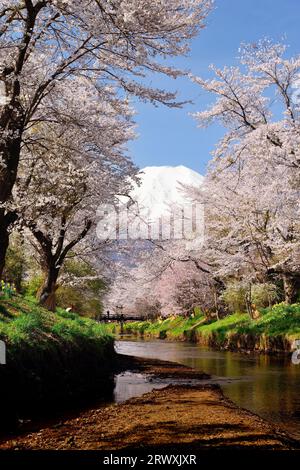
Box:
[98,315,146,323]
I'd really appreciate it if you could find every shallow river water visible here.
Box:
[115,338,300,440]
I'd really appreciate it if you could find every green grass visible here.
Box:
[196,303,300,338]
[123,303,300,349]
[0,294,113,353]
[123,312,208,339]
[0,295,117,429]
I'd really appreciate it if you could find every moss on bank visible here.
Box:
[122,303,300,353]
[0,295,115,431]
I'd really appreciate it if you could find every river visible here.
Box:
[115,337,300,440]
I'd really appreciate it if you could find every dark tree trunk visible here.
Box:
[0,210,18,279]
[0,137,22,203]
[245,283,253,319]
[282,273,299,304]
[32,219,92,312]
[0,214,10,280]
[0,114,24,277]
[213,290,220,320]
[0,4,41,275]
[212,276,226,318]
[38,266,60,312]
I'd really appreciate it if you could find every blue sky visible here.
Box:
[128,0,300,175]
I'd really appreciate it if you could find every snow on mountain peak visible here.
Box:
[129,165,204,220]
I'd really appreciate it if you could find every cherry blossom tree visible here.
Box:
[192,40,300,303]
[0,0,212,277]
[174,277,214,317]
[106,236,217,317]
[14,81,136,310]
[107,40,300,316]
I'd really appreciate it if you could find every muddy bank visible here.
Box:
[185,330,294,355]
[1,384,297,451]
[0,355,298,451]
[125,328,295,355]
[0,338,117,432]
[0,353,209,439]
[115,353,210,380]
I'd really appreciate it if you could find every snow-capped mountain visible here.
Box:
[127,165,204,220]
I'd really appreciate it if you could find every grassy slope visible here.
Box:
[0,295,115,429]
[123,303,300,351]
[0,294,112,353]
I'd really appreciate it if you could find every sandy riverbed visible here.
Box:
[0,356,298,451]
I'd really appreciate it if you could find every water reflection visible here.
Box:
[114,371,166,403]
[116,339,300,439]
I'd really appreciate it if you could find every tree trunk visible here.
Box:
[0,210,18,279]
[245,283,253,319]
[38,266,60,312]
[212,276,226,318]
[0,124,23,277]
[0,213,10,280]
[32,219,92,311]
[282,273,299,304]
[213,289,220,320]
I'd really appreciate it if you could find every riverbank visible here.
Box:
[0,296,115,431]
[1,296,299,451]
[1,355,297,451]
[120,303,300,354]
